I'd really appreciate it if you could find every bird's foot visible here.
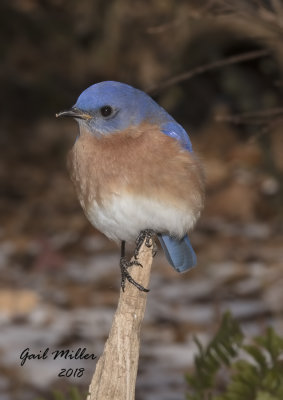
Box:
[134,229,156,259]
[120,257,149,292]
[119,230,156,292]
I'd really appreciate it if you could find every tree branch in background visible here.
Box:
[215,107,283,124]
[87,238,154,400]
[147,49,270,95]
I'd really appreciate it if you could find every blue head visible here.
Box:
[57,81,173,135]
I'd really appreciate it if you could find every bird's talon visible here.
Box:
[135,229,155,259]
[120,257,149,292]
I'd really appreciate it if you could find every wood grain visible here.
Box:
[87,238,154,400]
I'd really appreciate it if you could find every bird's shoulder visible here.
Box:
[161,120,193,152]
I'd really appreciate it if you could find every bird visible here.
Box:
[56,81,205,292]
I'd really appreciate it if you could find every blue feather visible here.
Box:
[161,121,193,152]
[158,234,197,273]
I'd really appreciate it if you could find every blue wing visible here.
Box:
[159,120,197,272]
[161,121,193,152]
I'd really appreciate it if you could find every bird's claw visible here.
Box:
[119,229,156,292]
[120,257,149,292]
[134,229,156,259]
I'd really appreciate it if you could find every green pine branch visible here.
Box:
[186,313,283,400]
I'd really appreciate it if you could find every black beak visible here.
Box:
[56,107,91,120]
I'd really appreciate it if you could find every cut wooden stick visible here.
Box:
[86,238,154,400]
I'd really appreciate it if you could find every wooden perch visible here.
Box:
[86,237,154,400]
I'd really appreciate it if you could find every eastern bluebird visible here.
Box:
[57,81,205,291]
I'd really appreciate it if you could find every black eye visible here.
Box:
[100,105,113,117]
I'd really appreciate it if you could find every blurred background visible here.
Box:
[1,1,283,399]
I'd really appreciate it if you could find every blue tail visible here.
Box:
[158,234,197,273]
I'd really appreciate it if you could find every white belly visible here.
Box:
[84,193,199,243]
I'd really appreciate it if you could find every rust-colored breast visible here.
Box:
[68,123,205,218]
